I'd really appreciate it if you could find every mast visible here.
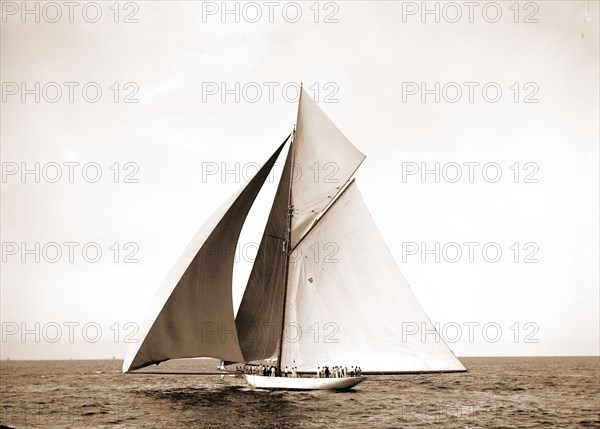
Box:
[277,83,301,371]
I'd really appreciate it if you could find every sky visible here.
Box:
[1,1,598,360]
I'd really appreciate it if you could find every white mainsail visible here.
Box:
[122,141,287,372]
[280,181,466,372]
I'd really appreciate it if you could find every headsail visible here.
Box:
[290,88,365,248]
[235,144,293,362]
[122,139,287,372]
[281,182,466,373]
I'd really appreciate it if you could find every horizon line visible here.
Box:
[2,355,599,362]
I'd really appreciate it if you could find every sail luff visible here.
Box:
[234,135,294,363]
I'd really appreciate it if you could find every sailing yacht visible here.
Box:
[122,87,466,390]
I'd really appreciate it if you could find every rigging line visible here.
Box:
[290,150,365,250]
[295,190,335,206]
[293,197,333,215]
[294,188,341,207]
[290,175,360,253]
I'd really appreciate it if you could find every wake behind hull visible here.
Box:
[243,374,367,390]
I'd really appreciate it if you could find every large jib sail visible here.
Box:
[122,140,287,372]
[235,145,293,362]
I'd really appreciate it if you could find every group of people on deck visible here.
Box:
[316,365,362,378]
[241,363,281,377]
[240,363,362,378]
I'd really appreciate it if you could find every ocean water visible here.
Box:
[1,357,598,429]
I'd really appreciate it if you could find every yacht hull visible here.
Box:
[243,374,367,390]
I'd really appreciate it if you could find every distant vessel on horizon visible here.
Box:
[123,86,465,390]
